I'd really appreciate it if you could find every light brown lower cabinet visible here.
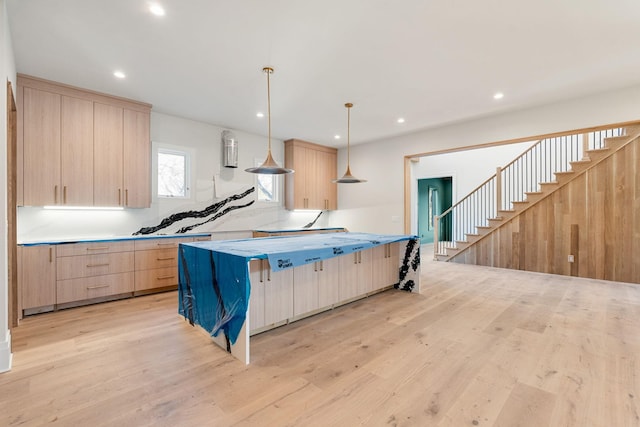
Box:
[21,245,56,314]
[249,246,398,335]
[57,272,134,305]
[249,259,294,332]
[18,235,211,316]
[372,242,400,292]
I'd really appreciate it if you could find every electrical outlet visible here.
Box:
[568,254,575,263]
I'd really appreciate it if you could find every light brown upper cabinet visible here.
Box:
[22,87,61,206]
[94,102,124,206]
[124,109,151,208]
[17,75,152,208]
[62,96,94,205]
[284,139,337,210]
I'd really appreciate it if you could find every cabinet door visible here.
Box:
[316,150,337,210]
[249,260,266,332]
[23,88,61,206]
[339,252,360,301]
[290,145,310,209]
[293,262,319,317]
[94,102,123,206]
[264,261,294,325]
[387,242,400,287]
[357,249,373,296]
[61,96,94,205]
[21,245,56,310]
[123,109,151,208]
[304,147,321,209]
[372,243,399,291]
[318,257,340,307]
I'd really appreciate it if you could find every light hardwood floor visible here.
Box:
[2,257,640,426]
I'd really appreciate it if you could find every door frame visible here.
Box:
[7,80,18,328]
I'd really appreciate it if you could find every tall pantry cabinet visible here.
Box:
[17,75,152,208]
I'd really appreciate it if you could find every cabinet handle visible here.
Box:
[314,262,318,272]
[49,247,53,263]
[320,260,324,271]
[54,185,58,204]
[156,257,175,261]
[157,275,175,280]
[358,252,362,264]
[259,259,264,282]
[86,263,110,268]
[354,253,358,264]
[87,284,109,290]
[157,243,176,247]
[125,189,129,206]
[63,186,67,204]
[86,246,109,251]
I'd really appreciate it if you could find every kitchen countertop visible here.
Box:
[18,232,212,246]
[252,227,346,233]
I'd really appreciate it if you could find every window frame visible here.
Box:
[157,147,191,199]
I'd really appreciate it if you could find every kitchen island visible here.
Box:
[178,232,420,363]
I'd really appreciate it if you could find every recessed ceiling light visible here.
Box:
[256,112,264,118]
[493,92,504,99]
[113,70,126,79]
[149,3,166,16]
[334,135,341,140]
[397,118,405,124]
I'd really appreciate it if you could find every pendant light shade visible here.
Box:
[333,103,367,183]
[245,67,293,175]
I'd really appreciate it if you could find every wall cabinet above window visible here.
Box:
[284,139,337,210]
[17,75,152,208]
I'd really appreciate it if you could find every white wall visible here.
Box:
[1,0,17,373]
[17,112,328,242]
[330,84,640,234]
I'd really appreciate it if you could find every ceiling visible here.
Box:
[7,0,640,147]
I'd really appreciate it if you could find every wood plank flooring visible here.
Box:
[2,257,640,426]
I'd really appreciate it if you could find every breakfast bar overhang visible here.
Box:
[178,232,421,364]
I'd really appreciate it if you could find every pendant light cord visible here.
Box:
[265,67,273,153]
[347,104,351,167]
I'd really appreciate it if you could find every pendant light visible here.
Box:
[333,103,367,183]
[245,67,293,175]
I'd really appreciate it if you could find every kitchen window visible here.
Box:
[255,158,280,202]
[158,148,190,198]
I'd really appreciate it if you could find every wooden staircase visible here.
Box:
[435,127,640,262]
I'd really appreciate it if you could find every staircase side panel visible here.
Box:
[450,137,640,285]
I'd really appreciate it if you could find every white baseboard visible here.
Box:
[0,330,12,373]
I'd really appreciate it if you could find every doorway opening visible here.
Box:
[417,177,452,244]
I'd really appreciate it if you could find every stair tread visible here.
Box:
[525,191,543,195]
[555,170,575,175]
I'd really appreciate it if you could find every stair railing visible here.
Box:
[434,126,625,259]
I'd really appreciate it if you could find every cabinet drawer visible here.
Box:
[135,248,178,270]
[57,272,134,304]
[134,237,194,251]
[56,240,135,257]
[135,267,178,291]
[57,251,134,280]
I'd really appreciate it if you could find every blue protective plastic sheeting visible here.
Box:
[178,244,249,346]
